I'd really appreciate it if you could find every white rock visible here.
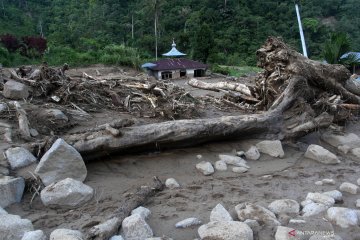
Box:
[322,179,336,185]
[259,175,273,180]
[245,146,260,160]
[268,199,300,215]
[321,132,360,149]
[301,199,314,207]
[0,206,7,214]
[196,154,202,159]
[275,226,295,240]
[40,178,93,208]
[121,214,153,240]
[236,151,245,157]
[0,103,7,112]
[110,236,124,240]
[351,148,360,159]
[5,147,37,170]
[0,176,25,208]
[302,203,328,217]
[210,203,233,222]
[232,167,249,173]
[326,207,358,228]
[165,178,180,189]
[29,128,39,137]
[131,206,151,219]
[35,138,87,186]
[0,214,34,240]
[289,219,306,224]
[175,217,202,228]
[243,219,260,231]
[315,181,323,186]
[304,145,340,164]
[256,140,284,158]
[218,154,249,168]
[356,199,360,208]
[50,228,84,240]
[322,190,343,202]
[196,161,214,176]
[215,160,227,171]
[3,80,29,99]
[338,145,351,154]
[339,182,358,194]
[235,202,280,226]
[198,221,253,240]
[306,192,335,206]
[21,230,46,240]
[44,109,68,122]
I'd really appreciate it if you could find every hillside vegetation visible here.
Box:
[0,0,359,67]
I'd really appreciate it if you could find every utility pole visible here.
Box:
[295,1,308,57]
[154,0,158,60]
[131,14,134,39]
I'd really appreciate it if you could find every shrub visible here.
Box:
[0,34,20,52]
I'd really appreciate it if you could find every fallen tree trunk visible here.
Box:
[10,101,31,141]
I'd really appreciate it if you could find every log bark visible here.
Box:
[86,177,164,240]
[10,101,31,141]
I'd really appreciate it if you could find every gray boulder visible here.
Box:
[5,147,37,170]
[21,230,47,240]
[0,206,7,214]
[268,199,300,215]
[110,236,125,240]
[275,226,295,240]
[131,206,151,219]
[196,161,215,176]
[256,140,284,158]
[306,192,335,207]
[41,178,93,208]
[326,207,358,228]
[43,109,69,122]
[302,202,328,217]
[235,202,280,226]
[0,176,25,208]
[215,160,227,171]
[304,145,340,164]
[210,203,233,222]
[198,221,253,240]
[175,217,202,228]
[351,148,360,159]
[35,138,87,186]
[218,155,249,168]
[339,182,358,194]
[3,80,29,100]
[245,146,260,160]
[50,228,84,240]
[165,178,180,189]
[232,166,249,173]
[0,214,34,240]
[322,190,343,202]
[121,214,153,240]
[321,132,360,149]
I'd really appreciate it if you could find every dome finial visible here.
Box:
[172,39,176,47]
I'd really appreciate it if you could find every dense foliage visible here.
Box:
[0,0,359,67]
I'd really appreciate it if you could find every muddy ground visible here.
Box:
[2,65,360,239]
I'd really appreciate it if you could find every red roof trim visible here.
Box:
[151,58,207,71]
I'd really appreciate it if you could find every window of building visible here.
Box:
[161,71,173,80]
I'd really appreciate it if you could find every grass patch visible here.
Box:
[221,65,262,77]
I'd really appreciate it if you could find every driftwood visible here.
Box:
[10,101,31,140]
[86,177,164,240]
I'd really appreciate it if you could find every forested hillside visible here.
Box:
[0,0,359,67]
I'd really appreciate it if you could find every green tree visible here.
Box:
[192,23,214,63]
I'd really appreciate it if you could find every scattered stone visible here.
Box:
[198,221,253,240]
[304,145,340,164]
[0,214,34,240]
[306,192,335,206]
[165,178,180,189]
[243,219,260,235]
[21,230,46,240]
[35,138,87,186]
[339,182,358,194]
[326,207,358,228]
[50,229,84,240]
[302,203,328,217]
[218,154,249,168]
[195,161,214,176]
[256,140,284,158]
[268,199,300,215]
[5,147,37,170]
[215,160,227,171]
[322,190,343,202]
[29,129,39,137]
[0,206,7,214]
[175,217,202,228]
[356,199,360,208]
[245,146,260,160]
[322,179,336,185]
[3,80,29,99]
[275,226,295,240]
[0,103,7,112]
[289,219,306,224]
[235,202,280,226]
[236,151,245,157]
[40,178,93,208]
[131,206,151,219]
[315,181,323,186]
[351,148,360,159]
[232,166,249,173]
[321,132,360,149]
[196,154,202,160]
[210,203,233,222]
[338,145,351,154]
[44,109,69,122]
[0,176,25,208]
[121,214,153,240]
[259,175,273,180]
[301,199,314,207]
[110,236,124,240]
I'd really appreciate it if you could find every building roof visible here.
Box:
[162,40,186,57]
[148,58,207,71]
[341,52,360,60]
